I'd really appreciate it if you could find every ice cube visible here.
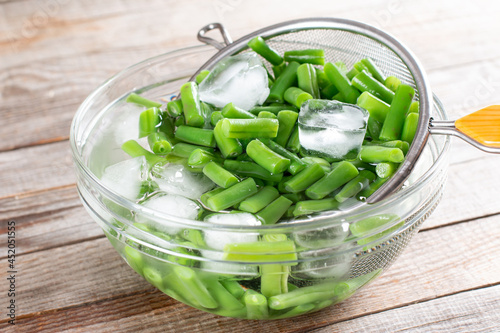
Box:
[100,156,148,200]
[298,99,369,160]
[151,163,215,200]
[199,52,270,110]
[138,192,202,235]
[292,243,354,280]
[200,213,261,276]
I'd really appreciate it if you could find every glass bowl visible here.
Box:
[70,45,450,320]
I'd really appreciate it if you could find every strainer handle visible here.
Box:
[197,23,233,50]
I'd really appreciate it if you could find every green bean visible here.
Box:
[175,125,216,147]
[220,280,246,300]
[174,115,185,127]
[409,100,420,114]
[256,111,275,119]
[272,62,286,78]
[243,290,268,319]
[223,239,297,263]
[267,61,300,103]
[213,120,243,158]
[210,110,224,126]
[139,107,161,138]
[292,198,339,217]
[274,110,299,146]
[324,62,360,104]
[265,139,306,173]
[348,159,377,173]
[367,117,382,141]
[320,83,340,99]
[351,71,395,104]
[331,91,345,102]
[220,118,279,139]
[346,67,360,81]
[284,49,325,65]
[349,214,400,237]
[286,125,300,153]
[384,75,401,92]
[260,234,289,298]
[223,160,283,182]
[174,266,218,309]
[126,92,162,108]
[247,36,283,66]
[379,84,415,141]
[221,102,256,119]
[282,192,306,203]
[284,87,313,109]
[200,187,225,207]
[188,149,221,168]
[121,140,165,166]
[375,162,400,179]
[206,178,258,211]
[356,91,390,123]
[367,140,410,155]
[357,176,389,200]
[206,279,245,311]
[268,281,338,310]
[359,146,404,163]
[165,99,182,117]
[239,186,280,213]
[195,70,210,84]
[335,61,349,74]
[283,163,325,193]
[274,303,316,319]
[334,170,376,203]
[180,82,204,127]
[124,246,144,274]
[315,68,330,89]
[249,104,298,115]
[361,58,386,83]
[159,114,177,143]
[401,112,419,144]
[202,161,239,188]
[305,161,359,199]
[171,142,215,158]
[256,196,293,225]
[180,229,205,247]
[297,63,320,99]
[147,132,172,155]
[301,156,331,173]
[246,139,290,174]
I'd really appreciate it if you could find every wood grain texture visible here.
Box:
[1,214,498,331]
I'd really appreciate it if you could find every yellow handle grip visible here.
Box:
[455,105,500,148]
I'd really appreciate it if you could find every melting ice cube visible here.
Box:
[199,52,270,110]
[298,99,369,160]
[100,156,148,200]
[151,164,215,200]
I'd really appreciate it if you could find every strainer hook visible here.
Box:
[197,23,233,50]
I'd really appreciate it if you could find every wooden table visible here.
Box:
[1,0,499,331]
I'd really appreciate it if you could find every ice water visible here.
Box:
[298,99,369,160]
[199,52,269,110]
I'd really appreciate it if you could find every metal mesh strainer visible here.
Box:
[192,18,499,204]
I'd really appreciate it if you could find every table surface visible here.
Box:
[1,0,500,332]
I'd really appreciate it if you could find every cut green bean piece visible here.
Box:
[267,61,300,103]
[239,186,280,213]
[174,115,185,127]
[223,239,297,263]
[203,161,239,188]
[286,125,300,153]
[384,75,401,92]
[324,62,360,104]
[284,87,313,109]
[284,163,325,193]
[188,149,221,168]
[243,290,268,319]
[171,142,215,158]
[220,280,246,300]
[265,139,305,170]
[284,49,325,65]
[409,100,420,114]
[282,192,306,203]
[257,111,277,119]
[124,246,144,274]
[293,198,339,217]
[357,176,389,200]
[213,120,243,158]
[320,83,340,99]
[174,266,218,309]
[249,104,298,115]
[247,36,283,66]
[366,140,410,155]
[206,178,258,211]
[357,91,390,123]
[274,303,316,319]
[359,146,404,163]
[256,196,293,225]
[379,84,415,141]
[301,156,331,172]
[261,234,289,298]
[305,161,359,199]
[220,118,279,139]
[335,170,376,203]
[246,139,290,174]
[180,82,204,127]
[275,110,299,147]
[221,102,256,119]
[315,68,330,89]
[175,125,216,148]
[401,112,419,144]
[335,61,349,74]
[159,114,177,144]
[350,214,400,237]
[139,107,161,138]
[122,140,165,166]
[297,63,320,99]
[126,92,162,108]
[195,70,210,84]
[346,67,360,81]
[351,71,395,104]
[166,99,183,117]
[210,110,224,127]
[375,162,400,179]
[268,281,338,310]
[223,160,283,182]
[200,187,225,207]
[349,159,377,173]
[360,58,386,83]
[148,132,172,154]
[367,117,382,141]
[206,279,244,311]
[272,62,286,79]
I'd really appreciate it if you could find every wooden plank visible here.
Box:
[311,285,500,333]
[1,214,498,329]
[1,0,500,151]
